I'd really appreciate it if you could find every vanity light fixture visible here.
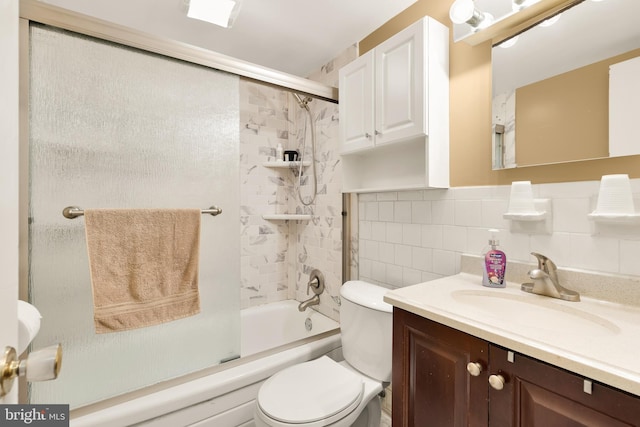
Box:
[498,35,519,48]
[186,0,243,28]
[449,0,493,31]
[538,13,562,27]
[512,0,540,12]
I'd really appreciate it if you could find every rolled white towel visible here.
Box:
[17,300,42,354]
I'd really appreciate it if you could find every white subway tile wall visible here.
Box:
[359,179,640,289]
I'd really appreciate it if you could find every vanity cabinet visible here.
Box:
[392,308,640,426]
[338,16,449,193]
[392,308,488,427]
[489,345,640,426]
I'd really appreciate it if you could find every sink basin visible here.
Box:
[451,289,621,336]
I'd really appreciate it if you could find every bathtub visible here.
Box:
[71,300,341,427]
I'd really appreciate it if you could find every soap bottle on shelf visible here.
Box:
[276,143,284,162]
[482,229,506,288]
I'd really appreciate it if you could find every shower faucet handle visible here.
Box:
[306,269,325,295]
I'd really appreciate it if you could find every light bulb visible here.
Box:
[499,36,519,49]
[449,0,476,25]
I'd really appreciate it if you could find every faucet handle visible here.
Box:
[306,269,325,296]
[530,252,557,273]
[531,252,547,269]
[306,278,318,295]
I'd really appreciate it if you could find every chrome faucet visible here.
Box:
[521,252,580,302]
[298,269,325,311]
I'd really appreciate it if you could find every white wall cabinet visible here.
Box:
[339,16,449,193]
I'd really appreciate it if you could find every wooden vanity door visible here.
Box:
[392,308,489,427]
[489,345,640,426]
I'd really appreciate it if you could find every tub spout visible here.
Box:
[298,294,320,311]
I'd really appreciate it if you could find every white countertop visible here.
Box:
[383,273,640,397]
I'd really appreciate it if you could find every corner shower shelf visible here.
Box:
[262,161,311,168]
[262,214,313,221]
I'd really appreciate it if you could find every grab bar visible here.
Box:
[62,206,222,219]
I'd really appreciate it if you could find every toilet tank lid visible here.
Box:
[340,281,393,313]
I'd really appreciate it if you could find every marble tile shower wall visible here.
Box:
[358,179,640,290]
[239,45,355,318]
[239,81,290,308]
[294,45,356,320]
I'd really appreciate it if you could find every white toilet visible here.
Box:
[254,280,393,427]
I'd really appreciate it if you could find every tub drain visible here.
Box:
[305,317,313,331]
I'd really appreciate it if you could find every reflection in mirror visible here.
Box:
[491,0,640,170]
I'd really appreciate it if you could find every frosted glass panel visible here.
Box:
[28,24,240,408]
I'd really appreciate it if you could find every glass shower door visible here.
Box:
[27,23,240,408]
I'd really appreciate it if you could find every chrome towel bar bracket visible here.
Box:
[62,206,223,219]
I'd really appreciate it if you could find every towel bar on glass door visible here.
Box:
[62,206,223,219]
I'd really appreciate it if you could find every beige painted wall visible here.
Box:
[516,60,609,165]
[360,0,640,187]
[517,49,640,167]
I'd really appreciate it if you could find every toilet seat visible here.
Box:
[257,356,364,425]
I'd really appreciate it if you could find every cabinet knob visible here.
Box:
[488,374,506,390]
[466,362,483,377]
[365,132,372,139]
[374,130,381,136]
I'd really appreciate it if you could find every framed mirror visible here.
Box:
[491,0,640,170]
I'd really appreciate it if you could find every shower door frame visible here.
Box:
[18,0,338,103]
[18,0,339,407]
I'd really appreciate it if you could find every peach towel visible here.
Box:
[84,209,201,333]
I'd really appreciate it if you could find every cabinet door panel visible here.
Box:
[490,346,640,426]
[375,21,425,146]
[338,50,374,154]
[519,381,633,427]
[393,309,488,427]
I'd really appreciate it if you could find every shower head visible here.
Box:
[292,93,312,110]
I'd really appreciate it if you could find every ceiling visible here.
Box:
[38,0,418,78]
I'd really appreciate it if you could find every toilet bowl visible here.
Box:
[254,281,392,427]
[254,356,383,427]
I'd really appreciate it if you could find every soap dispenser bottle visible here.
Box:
[482,229,506,288]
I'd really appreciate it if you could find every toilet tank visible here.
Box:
[340,280,393,382]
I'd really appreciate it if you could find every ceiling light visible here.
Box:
[186,0,243,28]
[449,0,493,31]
